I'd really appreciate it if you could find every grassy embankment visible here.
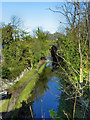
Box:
[0,97,12,112]
[0,61,46,112]
[9,64,40,91]
[14,62,46,109]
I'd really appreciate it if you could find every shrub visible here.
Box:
[2,66,11,79]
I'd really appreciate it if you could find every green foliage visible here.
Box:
[2,21,51,82]
[2,66,11,79]
[53,2,89,119]
[49,109,57,118]
[8,63,39,91]
[55,18,88,89]
[31,28,50,64]
[2,24,14,48]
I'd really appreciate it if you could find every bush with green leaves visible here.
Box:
[2,66,11,79]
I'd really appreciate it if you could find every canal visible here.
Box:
[27,56,62,118]
[18,56,89,120]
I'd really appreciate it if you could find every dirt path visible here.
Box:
[2,61,45,119]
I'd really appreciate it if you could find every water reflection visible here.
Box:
[27,67,62,118]
[46,56,53,69]
[56,93,73,120]
[27,67,52,102]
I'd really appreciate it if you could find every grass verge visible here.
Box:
[0,62,46,113]
[0,64,44,112]
[14,63,46,109]
[8,64,39,91]
[0,97,13,112]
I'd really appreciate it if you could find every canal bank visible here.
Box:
[1,61,46,119]
[27,67,62,119]
[8,62,62,120]
[1,56,64,120]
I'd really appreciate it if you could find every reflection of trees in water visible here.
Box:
[26,67,60,118]
[57,93,73,120]
[57,93,90,120]
[27,67,53,102]
[2,100,33,120]
[17,101,33,120]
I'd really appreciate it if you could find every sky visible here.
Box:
[1,2,66,34]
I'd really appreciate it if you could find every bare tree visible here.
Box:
[49,1,89,119]
[10,15,22,40]
[11,15,22,29]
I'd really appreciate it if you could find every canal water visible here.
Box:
[27,56,62,118]
[26,56,89,119]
